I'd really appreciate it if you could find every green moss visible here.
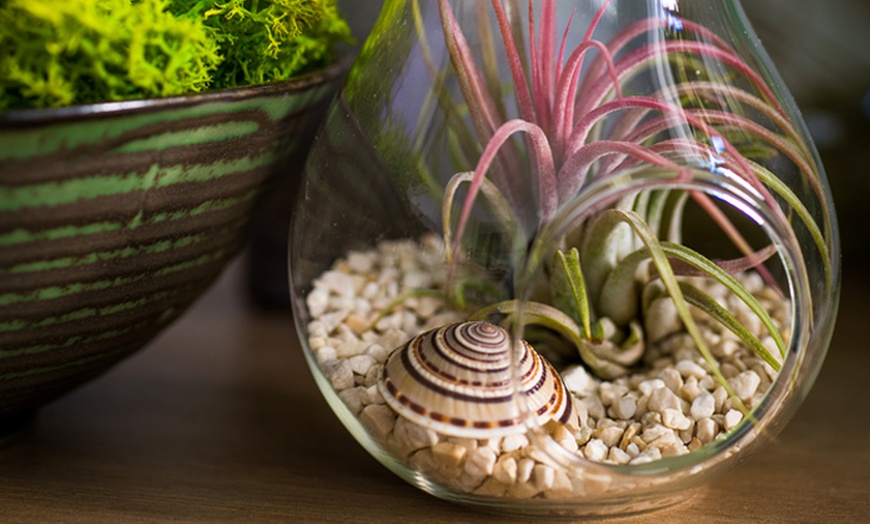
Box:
[0,0,351,109]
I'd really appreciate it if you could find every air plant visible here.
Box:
[403,0,834,418]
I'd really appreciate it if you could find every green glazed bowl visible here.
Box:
[0,63,344,435]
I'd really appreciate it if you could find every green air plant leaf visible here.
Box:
[551,248,593,338]
[573,208,751,414]
[674,283,782,371]
[661,241,787,359]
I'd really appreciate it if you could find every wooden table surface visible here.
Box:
[1,256,868,523]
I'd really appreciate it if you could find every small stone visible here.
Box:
[364,385,385,405]
[392,417,438,454]
[610,394,638,420]
[363,366,380,387]
[583,439,608,462]
[562,365,593,395]
[729,370,762,401]
[346,251,374,273]
[696,417,718,444]
[345,313,370,335]
[690,392,716,420]
[599,382,629,407]
[660,442,689,458]
[508,480,540,499]
[516,458,535,483]
[679,376,703,402]
[306,288,330,318]
[348,354,377,376]
[641,424,673,444]
[338,387,367,415]
[464,447,497,478]
[638,378,666,397]
[364,344,389,363]
[501,433,529,453]
[699,375,717,391]
[608,446,631,465]
[659,368,684,393]
[549,423,579,453]
[720,362,740,379]
[431,441,467,470]
[582,394,606,421]
[474,477,508,497]
[630,446,662,465]
[359,404,396,441]
[724,409,744,430]
[675,360,707,379]
[648,387,682,413]
[323,359,354,390]
[662,409,692,431]
[314,345,337,364]
[712,386,729,412]
[544,469,574,498]
[533,464,555,491]
[493,455,518,485]
[447,437,478,452]
[597,426,625,448]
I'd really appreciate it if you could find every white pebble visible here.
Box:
[730,371,762,401]
[562,365,593,395]
[608,446,631,464]
[493,455,518,485]
[648,387,682,413]
[501,433,529,453]
[724,409,744,430]
[610,394,638,420]
[533,464,555,491]
[314,345,337,364]
[323,359,354,390]
[346,251,374,273]
[359,404,396,441]
[662,409,692,431]
[583,439,608,462]
[638,379,666,397]
[516,458,535,483]
[364,344,389,363]
[431,441,467,470]
[712,386,729,412]
[306,288,330,318]
[696,417,718,444]
[364,385,385,405]
[464,447,497,478]
[690,392,716,420]
[348,354,377,376]
[337,387,367,415]
[679,376,703,402]
[659,368,684,393]
[675,360,707,379]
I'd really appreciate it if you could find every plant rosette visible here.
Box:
[289,0,839,517]
[0,1,351,435]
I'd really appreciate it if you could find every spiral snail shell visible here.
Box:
[377,321,579,439]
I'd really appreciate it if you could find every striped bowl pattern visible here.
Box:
[0,65,343,428]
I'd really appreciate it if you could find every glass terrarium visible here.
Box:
[289,0,839,517]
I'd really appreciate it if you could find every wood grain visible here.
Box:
[0,256,867,523]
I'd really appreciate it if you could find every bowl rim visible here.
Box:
[0,58,349,127]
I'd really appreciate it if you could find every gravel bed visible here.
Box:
[303,235,789,499]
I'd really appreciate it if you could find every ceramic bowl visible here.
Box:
[0,63,344,435]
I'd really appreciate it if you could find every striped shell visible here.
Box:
[377,321,578,438]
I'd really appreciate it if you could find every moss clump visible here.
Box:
[0,0,351,109]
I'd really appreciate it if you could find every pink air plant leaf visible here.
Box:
[426,0,826,389]
[450,118,558,266]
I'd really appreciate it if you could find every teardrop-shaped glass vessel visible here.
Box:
[289,0,839,517]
